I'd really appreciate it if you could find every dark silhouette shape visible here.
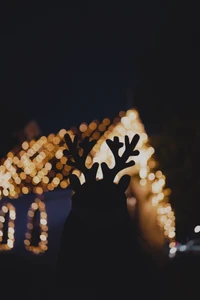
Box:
[56,133,160,296]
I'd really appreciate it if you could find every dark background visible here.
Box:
[0,3,200,241]
[1,3,199,137]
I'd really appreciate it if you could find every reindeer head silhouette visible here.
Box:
[64,133,140,227]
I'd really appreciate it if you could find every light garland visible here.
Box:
[0,203,16,251]
[0,107,176,246]
[24,196,48,254]
[87,109,176,243]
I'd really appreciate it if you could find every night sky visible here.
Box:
[0,3,199,147]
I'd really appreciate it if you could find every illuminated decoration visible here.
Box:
[89,110,176,243]
[0,203,16,251]
[0,108,176,244]
[24,197,48,254]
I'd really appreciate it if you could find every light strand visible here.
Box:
[24,196,48,254]
[0,108,175,245]
[0,203,16,251]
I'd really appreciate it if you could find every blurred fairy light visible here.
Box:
[0,108,176,246]
[194,225,200,233]
[0,203,16,251]
[24,197,48,254]
[90,109,175,242]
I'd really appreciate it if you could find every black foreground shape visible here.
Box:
[56,133,163,298]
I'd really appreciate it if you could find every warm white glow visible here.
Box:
[194,225,200,233]
[0,108,176,245]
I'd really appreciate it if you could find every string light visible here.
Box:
[0,108,176,245]
[0,203,16,251]
[91,109,176,243]
[24,197,48,254]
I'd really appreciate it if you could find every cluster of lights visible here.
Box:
[0,108,175,245]
[88,109,176,243]
[24,197,48,254]
[0,129,70,199]
[169,225,200,257]
[0,203,16,251]
[0,113,134,198]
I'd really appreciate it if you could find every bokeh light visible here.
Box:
[0,108,176,249]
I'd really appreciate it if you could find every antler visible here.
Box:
[101,134,140,181]
[64,133,99,181]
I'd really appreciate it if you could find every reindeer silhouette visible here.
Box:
[56,133,147,290]
[65,133,139,226]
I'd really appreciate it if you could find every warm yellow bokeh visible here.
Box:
[0,108,175,249]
